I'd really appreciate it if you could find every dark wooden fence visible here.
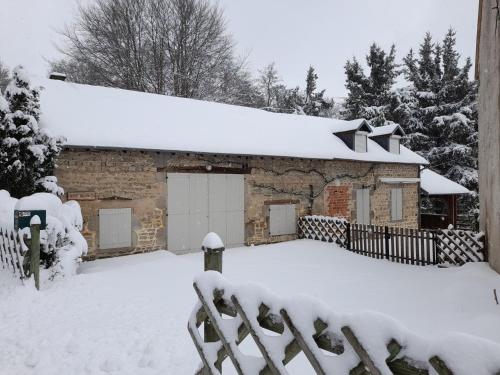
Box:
[298,216,486,266]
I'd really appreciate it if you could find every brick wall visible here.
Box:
[326,185,351,218]
[56,149,420,257]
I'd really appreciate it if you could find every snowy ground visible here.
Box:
[1,240,499,374]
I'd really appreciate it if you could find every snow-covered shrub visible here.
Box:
[0,189,88,278]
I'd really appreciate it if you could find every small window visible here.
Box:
[389,136,400,154]
[99,208,132,249]
[355,132,367,152]
[391,188,403,221]
[356,189,370,224]
[269,204,296,235]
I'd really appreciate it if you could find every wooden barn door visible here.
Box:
[167,173,244,254]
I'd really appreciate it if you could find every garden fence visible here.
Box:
[188,272,500,375]
[0,224,41,288]
[298,216,486,266]
[0,228,27,279]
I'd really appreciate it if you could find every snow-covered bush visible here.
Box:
[0,189,88,278]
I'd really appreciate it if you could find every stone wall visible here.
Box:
[56,149,419,258]
[56,150,166,259]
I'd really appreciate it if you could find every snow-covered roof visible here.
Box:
[37,79,428,165]
[331,119,372,133]
[420,168,470,195]
[369,123,405,137]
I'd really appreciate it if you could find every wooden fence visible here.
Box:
[0,228,27,279]
[189,272,500,375]
[298,216,486,266]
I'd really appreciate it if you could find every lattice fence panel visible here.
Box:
[298,216,348,247]
[436,228,485,266]
[0,227,27,280]
[188,272,500,375]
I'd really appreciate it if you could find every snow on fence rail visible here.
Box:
[0,228,27,279]
[298,216,485,266]
[188,272,500,375]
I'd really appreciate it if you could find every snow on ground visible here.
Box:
[1,240,499,374]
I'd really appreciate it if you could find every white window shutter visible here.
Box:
[391,188,403,221]
[363,189,370,224]
[398,188,403,220]
[270,204,296,235]
[356,189,370,224]
[389,137,400,154]
[99,208,132,249]
[355,133,367,152]
[356,189,364,223]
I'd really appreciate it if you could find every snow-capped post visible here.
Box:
[201,233,225,348]
[202,232,224,274]
[29,215,41,290]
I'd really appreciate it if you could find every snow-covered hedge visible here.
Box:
[0,190,88,279]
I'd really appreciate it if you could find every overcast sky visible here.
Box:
[0,0,478,97]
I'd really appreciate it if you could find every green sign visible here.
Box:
[14,210,47,230]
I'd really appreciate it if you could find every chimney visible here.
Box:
[49,72,67,81]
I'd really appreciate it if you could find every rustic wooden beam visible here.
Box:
[341,326,382,375]
[280,308,328,375]
[429,355,453,375]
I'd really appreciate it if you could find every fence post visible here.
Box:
[433,230,439,266]
[29,216,41,290]
[384,226,390,260]
[201,232,225,368]
[346,222,351,250]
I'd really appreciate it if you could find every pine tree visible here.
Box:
[343,44,398,126]
[0,60,9,91]
[302,66,332,117]
[0,66,65,198]
[398,29,479,228]
[305,66,318,102]
[343,57,369,120]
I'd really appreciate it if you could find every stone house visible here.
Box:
[38,78,428,259]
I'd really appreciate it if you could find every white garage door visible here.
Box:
[167,173,244,254]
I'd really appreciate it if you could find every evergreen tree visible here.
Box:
[305,66,318,102]
[0,60,9,92]
[343,57,369,120]
[0,66,64,198]
[398,29,479,227]
[302,66,333,117]
[343,43,398,126]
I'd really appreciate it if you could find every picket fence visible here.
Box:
[188,272,500,375]
[297,216,486,267]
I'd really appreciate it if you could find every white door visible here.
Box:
[167,173,244,253]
